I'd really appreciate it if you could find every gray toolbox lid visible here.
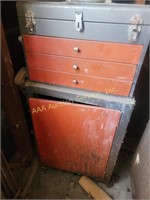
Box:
[16,1,150,44]
[17,1,150,25]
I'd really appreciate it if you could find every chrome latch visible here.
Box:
[128,15,143,42]
[75,12,83,32]
[25,10,36,34]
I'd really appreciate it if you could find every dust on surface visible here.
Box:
[26,167,89,199]
[26,150,132,199]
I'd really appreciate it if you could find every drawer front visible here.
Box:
[29,68,132,96]
[23,35,142,64]
[29,98,121,178]
[26,52,136,81]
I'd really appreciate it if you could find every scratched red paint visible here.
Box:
[23,35,143,96]
[29,98,121,178]
[23,35,142,64]
[26,52,136,81]
[28,68,132,96]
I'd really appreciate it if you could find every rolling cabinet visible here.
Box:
[16,1,150,183]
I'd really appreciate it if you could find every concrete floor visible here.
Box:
[26,150,133,199]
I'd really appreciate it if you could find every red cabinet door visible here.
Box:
[29,98,121,178]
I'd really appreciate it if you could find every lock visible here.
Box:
[25,10,36,34]
[128,15,143,42]
[75,12,83,32]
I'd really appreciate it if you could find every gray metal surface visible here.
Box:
[129,41,150,97]
[17,1,150,44]
[16,2,150,25]
[24,80,135,110]
[104,103,134,183]
[18,17,150,44]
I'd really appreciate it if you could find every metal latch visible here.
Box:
[128,15,143,42]
[25,10,36,34]
[75,12,83,32]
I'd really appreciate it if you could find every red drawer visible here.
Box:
[26,52,136,81]
[23,35,142,64]
[29,98,121,178]
[29,68,132,96]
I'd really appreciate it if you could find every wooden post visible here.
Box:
[1,21,33,161]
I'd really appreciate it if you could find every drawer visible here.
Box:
[29,98,121,178]
[23,35,143,64]
[26,52,136,81]
[29,68,132,96]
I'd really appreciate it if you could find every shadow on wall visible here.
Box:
[130,120,150,199]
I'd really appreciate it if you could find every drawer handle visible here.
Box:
[72,79,78,84]
[73,65,79,70]
[74,47,80,52]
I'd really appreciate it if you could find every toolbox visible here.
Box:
[16,1,150,183]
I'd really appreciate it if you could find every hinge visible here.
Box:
[75,12,83,32]
[128,15,143,42]
[25,10,36,34]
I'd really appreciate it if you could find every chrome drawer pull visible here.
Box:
[72,79,78,84]
[74,47,79,52]
[73,65,78,70]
